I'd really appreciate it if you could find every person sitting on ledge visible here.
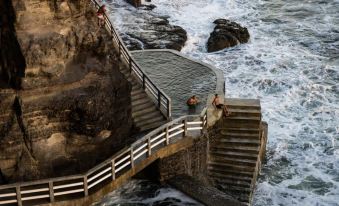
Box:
[97,5,106,27]
[187,95,199,108]
[212,94,231,117]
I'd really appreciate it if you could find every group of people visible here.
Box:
[187,94,231,117]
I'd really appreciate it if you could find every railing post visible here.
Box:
[158,91,161,108]
[130,148,134,168]
[183,119,188,137]
[147,137,151,156]
[129,57,132,73]
[200,116,204,135]
[16,186,22,206]
[83,176,89,196]
[167,99,171,120]
[111,159,116,180]
[165,126,169,145]
[142,75,146,90]
[118,42,121,60]
[49,181,55,202]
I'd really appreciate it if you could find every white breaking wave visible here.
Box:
[100,0,339,205]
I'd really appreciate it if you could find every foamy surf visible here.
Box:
[98,0,339,205]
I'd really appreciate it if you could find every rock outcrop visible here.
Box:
[120,13,187,51]
[207,19,250,52]
[0,0,133,183]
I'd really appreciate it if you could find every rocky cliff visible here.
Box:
[0,0,133,183]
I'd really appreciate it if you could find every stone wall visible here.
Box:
[0,0,133,183]
[158,134,210,184]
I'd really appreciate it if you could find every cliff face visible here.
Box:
[0,0,133,183]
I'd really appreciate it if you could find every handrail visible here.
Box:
[0,109,207,205]
[91,0,172,119]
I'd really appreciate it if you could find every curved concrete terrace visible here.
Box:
[131,49,225,118]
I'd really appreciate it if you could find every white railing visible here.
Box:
[0,110,207,206]
[91,0,172,119]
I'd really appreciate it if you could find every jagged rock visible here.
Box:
[122,13,187,51]
[0,0,133,183]
[207,19,250,52]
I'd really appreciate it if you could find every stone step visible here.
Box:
[221,127,260,134]
[217,137,260,144]
[131,92,148,101]
[208,171,253,182]
[222,121,260,129]
[208,161,255,172]
[225,98,260,109]
[134,111,161,122]
[132,107,157,118]
[135,115,164,128]
[131,88,144,96]
[138,120,167,132]
[133,101,154,112]
[209,151,258,160]
[211,145,260,153]
[216,185,251,203]
[220,131,260,138]
[209,155,257,167]
[224,116,261,122]
[132,98,151,107]
[212,177,252,188]
[208,167,254,177]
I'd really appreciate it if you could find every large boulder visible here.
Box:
[207,19,250,52]
[120,13,187,51]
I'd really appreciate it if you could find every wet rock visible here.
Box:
[122,13,187,51]
[207,19,250,52]
[0,0,133,183]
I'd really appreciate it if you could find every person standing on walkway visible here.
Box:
[97,5,106,27]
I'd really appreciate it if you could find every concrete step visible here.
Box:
[211,145,260,153]
[133,102,154,112]
[225,98,260,110]
[208,161,255,172]
[132,107,157,118]
[134,111,161,122]
[138,120,168,131]
[212,177,252,188]
[131,92,148,102]
[208,171,253,182]
[224,116,261,122]
[132,98,151,107]
[131,88,144,96]
[220,131,260,139]
[221,127,260,134]
[218,137,260,144]
[209,150,258,160]
[216,185,251,203]
[209,155,257,167]
[208,167,254,177]
[135,115,164,128]
[222,121,260,129]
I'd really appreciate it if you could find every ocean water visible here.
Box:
[99,0,339,205]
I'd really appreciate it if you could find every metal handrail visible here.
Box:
[0,109,207,205]
[91,0,172,119]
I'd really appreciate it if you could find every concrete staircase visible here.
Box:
[119,65,167,132]
[208,98,263,204]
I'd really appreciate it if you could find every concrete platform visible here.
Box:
[132,49,225,117]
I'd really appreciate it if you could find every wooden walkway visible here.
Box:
[0,112,207,206]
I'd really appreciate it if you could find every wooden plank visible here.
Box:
[88,174,112,189]
[21,195,50,201]
[87,167,111,183]
[0,199,17,205]
[54,189,84,197]
[53,182,84,190]
[21,188,49,194]
[168,129,184,139]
